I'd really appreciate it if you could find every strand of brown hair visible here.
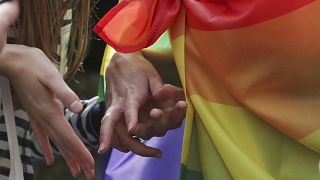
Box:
[16,0,91,82]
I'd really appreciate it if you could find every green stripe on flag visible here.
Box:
[98,75,105,103]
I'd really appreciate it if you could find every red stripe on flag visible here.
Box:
[185,0,316,30]
[93,0,316,53]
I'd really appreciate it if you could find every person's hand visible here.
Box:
[109,84,187,156]
[99,52,187,157]
[134,84,187,140]
[98,52,164,155]
[0,44,94,179]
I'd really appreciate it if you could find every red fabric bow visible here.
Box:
[93,0,315,53]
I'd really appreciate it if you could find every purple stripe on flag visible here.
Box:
[102,122,184,180]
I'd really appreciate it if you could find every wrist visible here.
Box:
[0,44,31,78]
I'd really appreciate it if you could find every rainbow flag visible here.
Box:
[103,123,184,180]
[95,1,320,179]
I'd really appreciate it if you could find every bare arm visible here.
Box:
[0,44,94,179]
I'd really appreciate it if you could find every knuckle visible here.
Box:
[101,114,112,124]
[41,101,63,119]
[59,91,73,105]
[107,53,127,71]
[125,97,142,108]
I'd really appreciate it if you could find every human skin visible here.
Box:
[0,1,94,179]
[0,0,19,51]
[99,51,187,157]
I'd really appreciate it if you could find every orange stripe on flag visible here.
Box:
[184,1,320,140]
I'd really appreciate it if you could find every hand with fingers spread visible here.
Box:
[0,44,95,179]
[98,51,164,154]
[134,84,187,140]
[98,51,187,157]
[107,84,187,156]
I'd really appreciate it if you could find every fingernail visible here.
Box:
[70,100,83,112]
[98,143,105,154]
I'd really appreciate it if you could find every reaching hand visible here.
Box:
[98,52,164,154]
[0,44,94,179]
[134,84,187,140]
[99,52,187,157]
[108,84,187,157]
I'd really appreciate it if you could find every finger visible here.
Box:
[150,108,163,119]
[124,96,142,133]
[154,84,185,102]
[41,107,95,177]
[63,156,81,177]
[116,122,162,158]
[29,120,54,165]
[56,134,95,179]
[148,72,164,97]
[143,101,187,138]
[122,134,161,157]
[39,69,83,113]
[113,133,129,153]
[74,150,95,180]
[166,101,188,129]
[134,124,153,140]
[58,146,81,177]
[84,168,95,180]
[99,105,123,154]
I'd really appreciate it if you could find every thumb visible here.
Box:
[154,84,185,102]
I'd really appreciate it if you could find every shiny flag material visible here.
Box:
[93,0,315,52]
[104,124,184,180]
[95,1,320,179]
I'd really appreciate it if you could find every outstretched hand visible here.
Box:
[98,52,163,154]
[0,45,94,179]
[108,84,187,156]
[134,84,187,140]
